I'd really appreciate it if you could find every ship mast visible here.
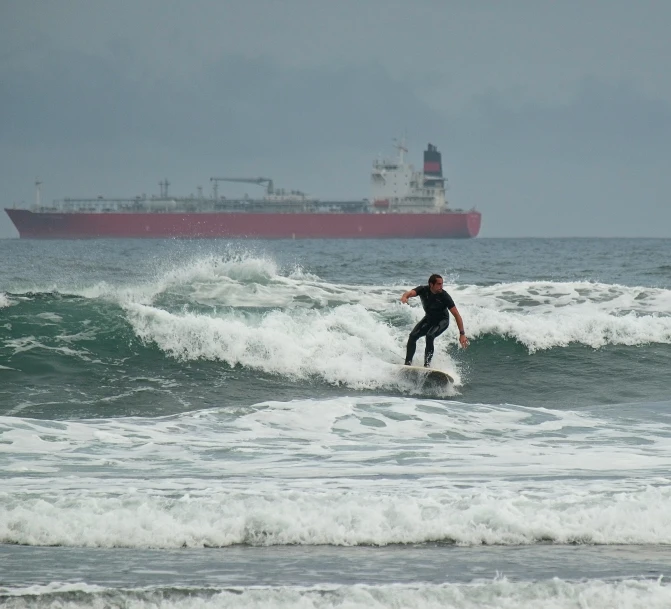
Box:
[393,138,408,164]
[35,178,42,209]
[159,179,170,198]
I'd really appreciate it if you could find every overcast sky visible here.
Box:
[2,0,671,238]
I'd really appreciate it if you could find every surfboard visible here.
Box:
[396,365,454,386]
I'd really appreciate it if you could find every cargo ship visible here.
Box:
[5,142,481,239]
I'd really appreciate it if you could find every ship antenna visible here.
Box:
[393,137,408,164]
[35,178,42,208]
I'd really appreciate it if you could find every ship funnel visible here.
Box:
[423,144,444,187]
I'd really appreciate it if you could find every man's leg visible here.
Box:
[405,318,430,365]
[424,318,450,367]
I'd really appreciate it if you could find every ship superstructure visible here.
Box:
[371,140,448,212]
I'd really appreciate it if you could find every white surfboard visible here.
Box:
[397,365,454,386]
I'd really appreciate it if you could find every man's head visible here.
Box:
[428,274,443,293]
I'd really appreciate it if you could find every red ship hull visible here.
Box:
[5,209,481,239]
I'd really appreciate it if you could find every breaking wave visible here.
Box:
[2,579,670,609]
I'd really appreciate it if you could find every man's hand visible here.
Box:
[400,289,416,304]
[459,334,469,349]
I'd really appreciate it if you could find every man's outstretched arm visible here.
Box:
[400,289,417,304]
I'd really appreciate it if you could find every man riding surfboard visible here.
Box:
[400,274,469,367]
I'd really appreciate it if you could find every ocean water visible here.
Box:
[1,237,670,608]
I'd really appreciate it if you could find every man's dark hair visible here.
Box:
[428,274,443,286]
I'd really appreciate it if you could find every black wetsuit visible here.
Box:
[405,285,455,367]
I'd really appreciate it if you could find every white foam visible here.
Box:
[0,292,12,308]
[143,253,392,312]
[4,336,93,360]
[457,280,671,315]
[123,302,458,390]
[1,579,670,609]
[455,280,671,351]
[3,481,671,548]
[2,399,671,548]
[0,582,108,597]
[35,312,63,322]
[3,399,669,479]
[3,252,390,313]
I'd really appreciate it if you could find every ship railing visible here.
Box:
[54,198,144,213]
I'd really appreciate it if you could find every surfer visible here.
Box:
[400,274,469,367]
